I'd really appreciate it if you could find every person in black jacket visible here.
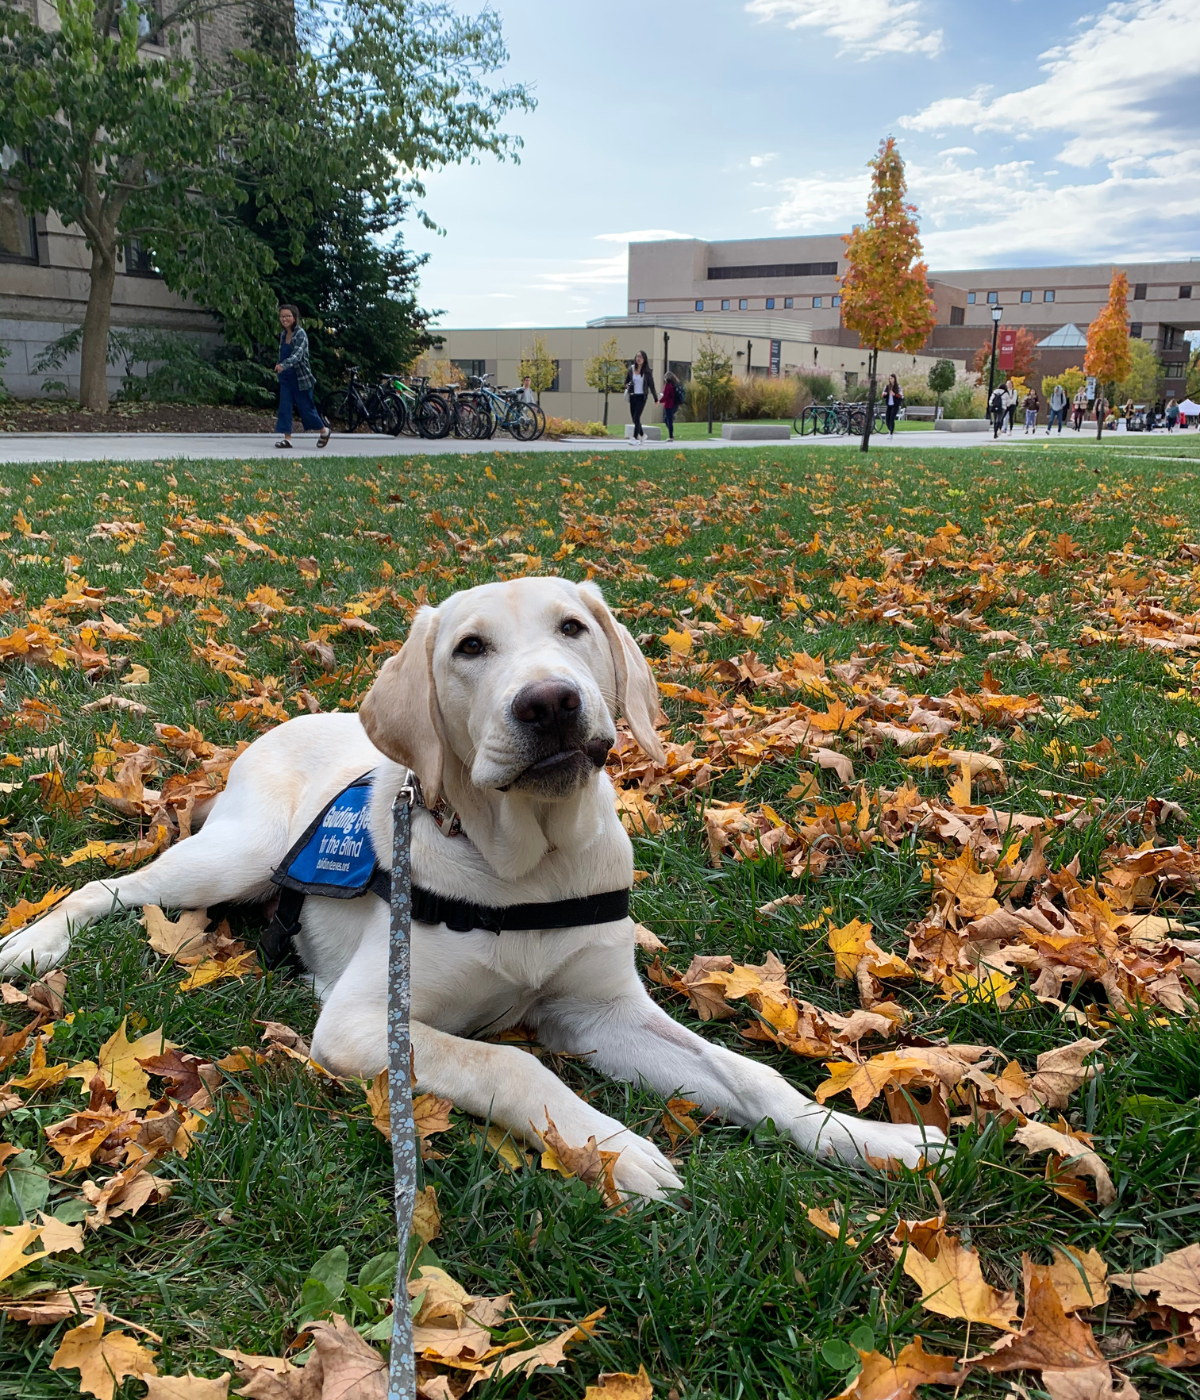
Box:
[883,374,904,436]
[623,350,658,443]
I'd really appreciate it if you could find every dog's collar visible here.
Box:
[408,773,463,838]
[411,885,630,935]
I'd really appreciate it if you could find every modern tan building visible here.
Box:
[432,319,966,428]
[626,236,1198,397]
[0,0,256,398]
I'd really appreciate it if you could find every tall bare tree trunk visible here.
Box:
[79,241,117,412]
[859,347,878,453]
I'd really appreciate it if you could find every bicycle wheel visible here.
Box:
[365,391,396,435]
[511,404,539,442]
[324,391,360,433]
[387,392,408,437]
[415,393,451,439]
[794,406,814,436]
[453,398,481,439]
[530,404,546,441]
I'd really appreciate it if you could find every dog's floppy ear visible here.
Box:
[360,606,445,800]
[577,581,666,763]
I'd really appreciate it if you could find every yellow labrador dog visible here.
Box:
[1,578,944,1197]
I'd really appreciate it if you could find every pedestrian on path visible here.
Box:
[660,371,683,441]
[1004,379,1018,434]
[1072,386,1087,431]
[883,374,904,436]
[1023,388,1040,434]
[989,381,1006,438]
[624,350,658,443]
[521,376,535,405]
[1166,397,1179,431]
[1047,382,1068,433]
[274,305,330,450]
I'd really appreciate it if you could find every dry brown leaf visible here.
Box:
[900,1233,1021,1331]
[1027,1040,1107,1111]
[0,1284,98,1324]
[1041,1246,1110,1314]
[143,1375,231,1399]
[829,917,873,980]
[305,1314,386,1399]
[661,1097,700,1150]
[142,906,212,962]
[412,1185,441,1245]
[1013,1120,1115,1207]
[583,1365,653,1398]
[492,1308,605,1379]
[0,1221,50,1283]
[971,1264,1106,1373]
[1110,1243,1200,1312]
[67,1018,174,1111]
[49,1314,158,1400]
[633,922,667,952]
[806,1205,859,1248]
[833,1337,965,1399]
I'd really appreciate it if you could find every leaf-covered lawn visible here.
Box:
[2,444,1200,1398]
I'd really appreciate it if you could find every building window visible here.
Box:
[636,299,645,312]
[721,299,730,311]
[765,297,775,310]
[845,371,857,389]
[124,238,160,278]
[1164,327,1180,350]
[1130,323,1143,339]
[453,359,486,381]
[0,150,37,264]
[695,300,703,311]
[1134,283,1147,300]
[1044,289,1055,302]
[548,359,561,392]
[832,294,841,307]
[738,298,748,310]
[813,296,822,308]
[1021,290,1032,303]
[668,359,691,382]
[950,305,965,326]
[784,297,793,308]
[1182,286,1193,299]
[987,291,998,304]
[967,292,976,304]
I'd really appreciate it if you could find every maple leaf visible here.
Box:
[412,1184,441,1245]
[1039,1247,1110,1315]
[9,1037,70,1092]
[67,1018,175,1110]
[900,1231,1021,1331]
[970,1263,1106,1373]
[829,918,873,980]
[0,885,70,936]
[0,1221,50,1283]
[806,1204,859,1248]
[1110,1242,1200,1312]
[584,1366,652,1398]
[833,1337,964,1400]
[142,906,212,962]
[661,1097,700,1150]
[1026,1040,1107,1111]
[540,1115,621,1207]
[143,1375,231,1399]
[49,1314,158,1400]
[492,1308,605,1379]
[82,1162,172,1227]
[660,627,693,658]
[1013,1120,1115,1207]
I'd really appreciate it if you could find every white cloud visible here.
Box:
[766,171,872,232]
[593,229,692,243]
[749,153,778,168]
[940,146,977,158]
[745,0,943,59]
[900,0,1200,166]
[529,251,628,293]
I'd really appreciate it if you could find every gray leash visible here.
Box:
[387,782,417,1400]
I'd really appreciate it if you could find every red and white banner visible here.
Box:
[997,328,1017,372]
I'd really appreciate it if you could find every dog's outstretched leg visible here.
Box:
[538,974,949,1173]
[0,805,282,976]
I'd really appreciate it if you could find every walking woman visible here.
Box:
[624,350,658,443]
[883,374,904,436]
[275,305,330,449]
[660,371,683,441]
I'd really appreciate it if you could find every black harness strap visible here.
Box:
[411,885,630,935]
[261,887,307,972]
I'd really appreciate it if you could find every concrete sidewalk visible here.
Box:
[1,427,1196,465]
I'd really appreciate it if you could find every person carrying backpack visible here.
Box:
[1047,382,1068,434]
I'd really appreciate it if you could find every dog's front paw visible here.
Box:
[595,1125,683,1201]
[0,916,71,977]
[860,1121,952,1171]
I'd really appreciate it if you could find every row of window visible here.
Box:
[968,290,1056,305]
[635,296,842,313]
[1,195,159,276]
[1134,283,1192,299]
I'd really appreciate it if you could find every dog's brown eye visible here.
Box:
[560,618,586,638]
[455,636,486,656]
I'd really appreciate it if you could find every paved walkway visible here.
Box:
[1,428,1196,464]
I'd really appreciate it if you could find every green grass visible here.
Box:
[2,446,1200,1396]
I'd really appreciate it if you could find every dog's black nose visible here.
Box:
[511,679,582,733]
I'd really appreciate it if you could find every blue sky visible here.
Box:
[407,0,1200,329]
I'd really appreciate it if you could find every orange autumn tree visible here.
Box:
[840,137,937,452]
[1085,270,1133,439]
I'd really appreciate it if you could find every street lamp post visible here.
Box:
[988,304,1003,438]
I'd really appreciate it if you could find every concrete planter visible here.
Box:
[934,419,990,433]
[624,424,662,439]
[721,423,792,441]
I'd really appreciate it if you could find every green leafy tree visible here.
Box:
[1115,337,1162,405]
[692,333,734,433]
[0,0,532,411]
[1041,366,1086,402]
[840,137,937,452]
[584,336,625,426]
[519,335,557,404]
[927,358,955,411]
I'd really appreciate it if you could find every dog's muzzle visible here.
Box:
[504,679,613,796]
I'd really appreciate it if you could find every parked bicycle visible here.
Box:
[793,399,887,437]
[389,375,452,439]
[321,367,400,435]
[468,374,544,441]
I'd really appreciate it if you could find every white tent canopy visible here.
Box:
[1178,399,1200,414]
